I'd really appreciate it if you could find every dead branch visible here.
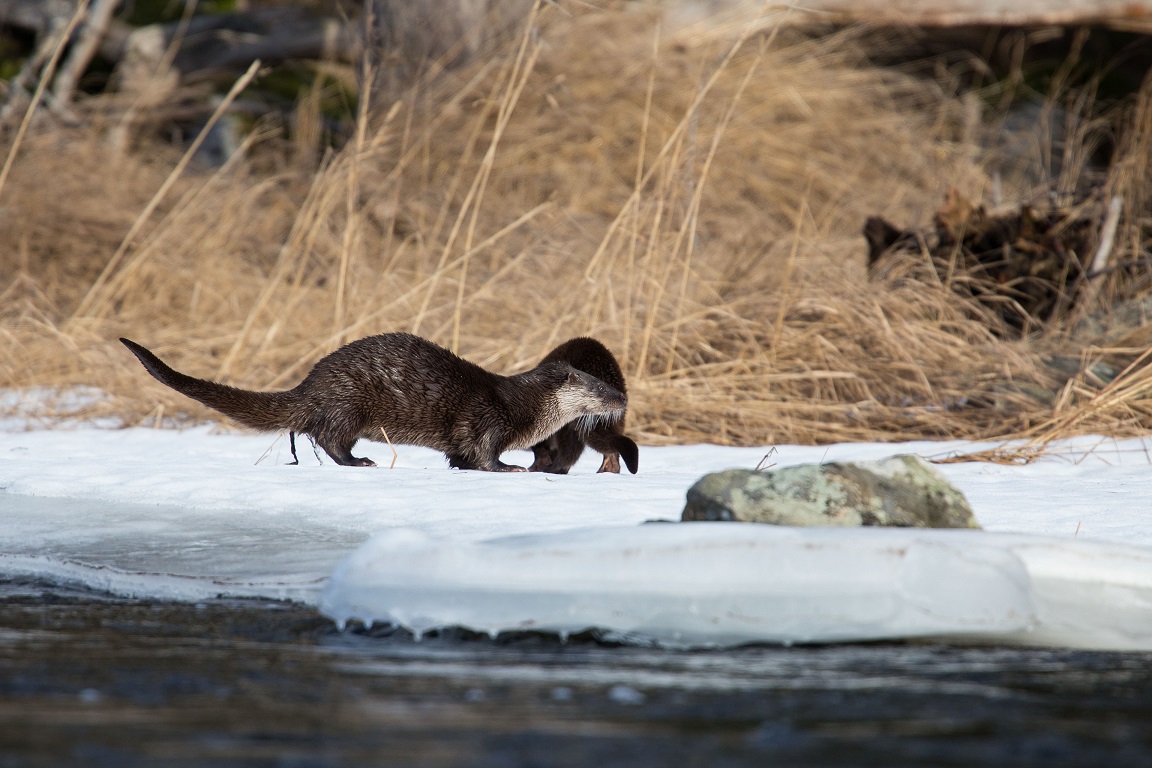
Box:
[0,1,362,103]
[52,0,120,107]
[116,7,361,91]
[1089,195,1124,276]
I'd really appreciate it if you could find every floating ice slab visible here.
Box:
[320,524,1152,650]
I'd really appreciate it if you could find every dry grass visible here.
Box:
[2,2,1151,451]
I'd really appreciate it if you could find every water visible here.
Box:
[1,580,1150,767]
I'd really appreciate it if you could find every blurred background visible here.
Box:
[2,0,1151,449]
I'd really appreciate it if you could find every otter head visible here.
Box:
[541,363,627,420]
[505,362,628,450]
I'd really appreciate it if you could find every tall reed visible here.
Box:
[1,3,1148,448]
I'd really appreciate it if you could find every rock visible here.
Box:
[681,455,980,529]
[1070,293,1152,345]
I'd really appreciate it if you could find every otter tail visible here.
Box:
[120,338,296,432]
[612,434,639,474]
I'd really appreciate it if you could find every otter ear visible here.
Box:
[566,370,579,384]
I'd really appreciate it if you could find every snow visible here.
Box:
[2,420,1151,650]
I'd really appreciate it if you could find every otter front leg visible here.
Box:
[528,444,555,472]
[319,438,377,467]
[447,453,526,472]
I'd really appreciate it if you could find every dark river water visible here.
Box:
[1,579,1150,767]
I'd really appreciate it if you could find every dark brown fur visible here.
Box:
[528,337,638,475]
[120,333,627,472]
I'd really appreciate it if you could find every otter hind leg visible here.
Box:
[447,453,477,470]
[585,432,638,474]
[319,437,376,467]
[596,453,621,474]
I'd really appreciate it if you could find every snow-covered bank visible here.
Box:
[2,425,1151,649]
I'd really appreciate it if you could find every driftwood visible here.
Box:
[117,7,361,89]
[366,0,532,67]
[0,0,541,165]
[0,0,545,114]
[0,0,83,122]
[0,0,79,33]
[0,1,361,100]
[51,0,119,107]
[787,0,1152,33]
[865,189,1109,335]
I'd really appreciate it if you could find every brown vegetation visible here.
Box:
[2,3,1151,451]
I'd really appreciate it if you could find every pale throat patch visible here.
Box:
[507,386,622,451]
[555,385,622,420]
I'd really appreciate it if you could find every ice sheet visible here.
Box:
[2,422,1151,648]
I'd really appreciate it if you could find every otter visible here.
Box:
[528,337,639,475]
[120,333,627,472]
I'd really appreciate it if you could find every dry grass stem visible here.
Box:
[0,0,90,201]
[379,427,399,469]
[71,59,263,321]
